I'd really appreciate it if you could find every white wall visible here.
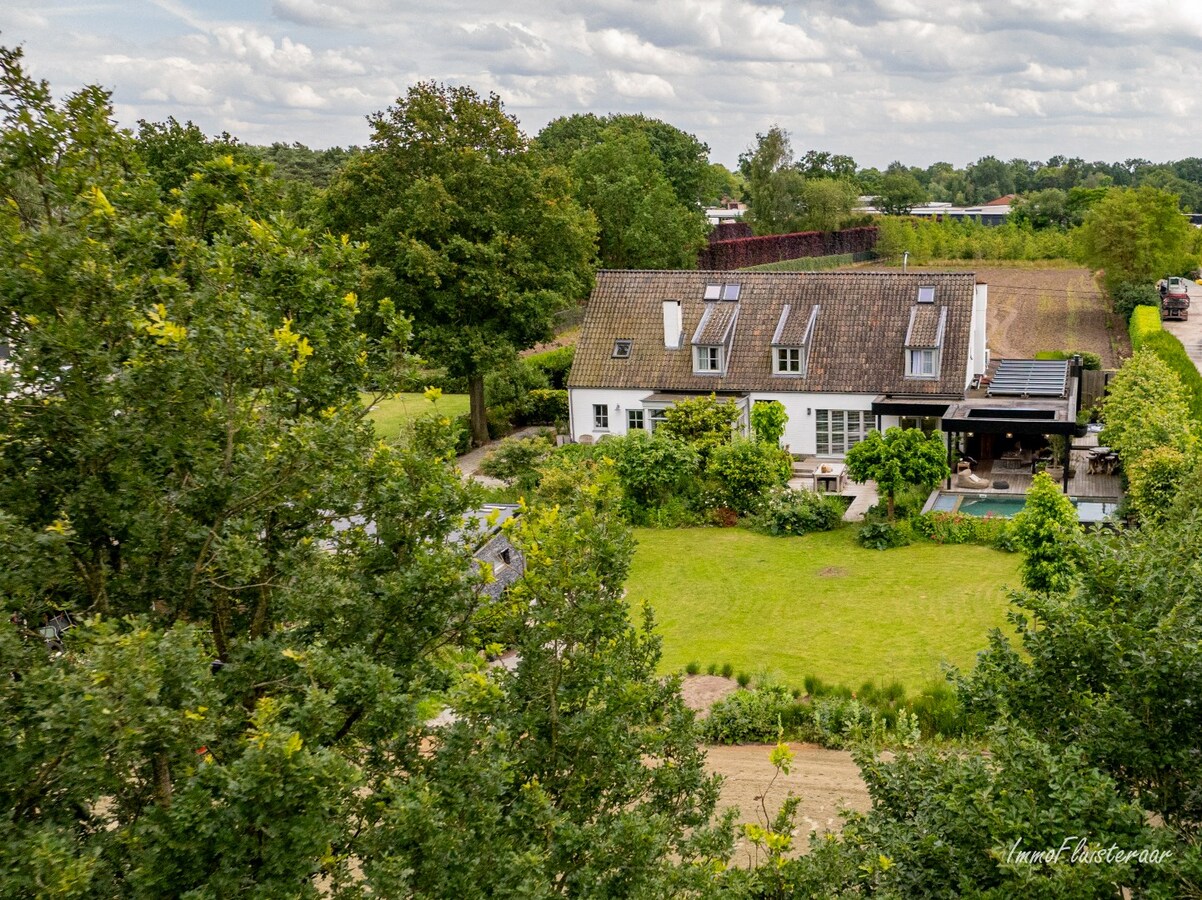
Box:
[748,391,878,456]
[970,283,988,381]
[568,388,655,441]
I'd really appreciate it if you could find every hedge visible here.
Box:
[697,226,878,270]
[1128,305,1163,349]
[1125,307,1202,423]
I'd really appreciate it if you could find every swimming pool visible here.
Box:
[925,491,1119,524]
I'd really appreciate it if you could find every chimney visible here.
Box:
[662,300,682,349]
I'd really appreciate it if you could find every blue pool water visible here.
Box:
[926,492,1119,524]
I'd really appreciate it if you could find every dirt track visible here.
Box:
[705,742,871,861]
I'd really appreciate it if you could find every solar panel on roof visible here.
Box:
[986,359,1069,397]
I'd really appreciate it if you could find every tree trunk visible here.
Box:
[468,373,489,447]
[886,490,896,522]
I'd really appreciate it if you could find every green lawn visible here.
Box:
[627,527,1020,690]
[362,392,470,443]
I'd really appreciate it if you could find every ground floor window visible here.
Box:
[900,415,940,435]
[593,404,609,429]
[647,408,668,432]
[627,409,644,431]
[816,409,870,454]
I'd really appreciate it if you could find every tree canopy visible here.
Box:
[844,427,950,520]
[1077,185,1198,290]
[324,81,597,445]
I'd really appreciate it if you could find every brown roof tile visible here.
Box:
[568,270,977,396]
[905,305,946,347]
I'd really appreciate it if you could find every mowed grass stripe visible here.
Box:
[626,527,1019,690]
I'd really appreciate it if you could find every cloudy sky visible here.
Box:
[4,1,1202,169]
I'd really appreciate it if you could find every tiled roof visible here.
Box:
[905,305,946,348]
[568,270,977,396]
[772,303,819,346]
[692,302,738,345]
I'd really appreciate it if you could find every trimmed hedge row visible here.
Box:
[1128,305,1163,348]
[697,226,878,270]
[1126,306,1202,423]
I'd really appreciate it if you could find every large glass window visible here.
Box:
[816,409,871,454]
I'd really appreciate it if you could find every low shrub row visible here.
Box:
[1128,304,1163,348]
[701,679,965,748]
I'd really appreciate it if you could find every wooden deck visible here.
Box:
[949,447,1122,500]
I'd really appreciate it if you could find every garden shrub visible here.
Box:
[910,682,968,738]
[522,345,574,389]
[1128,304,1163,348]
[657,394,741,458]
[750,399,788,447]
[524,388,568,426]
[910,511,1014,549]
[751,489,844,536]
[607,431,701,519]
[857,520,914,550]
[704,438,792,515]
[479,434,555,491]
[1111,280,1161,321]
[702,684,794,744]
[1034,349,1102,370]
[685,661,700,676]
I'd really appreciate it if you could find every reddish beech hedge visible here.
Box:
[698,226,878,270]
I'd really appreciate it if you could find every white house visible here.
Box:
[566,270,991,457]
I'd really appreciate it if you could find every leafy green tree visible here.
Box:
[536,112,713,208]
[962,507,1202,842]
[608,431,701,518]
[1125,445,1197,525]
[657,394,741,459]
[1077,185,1197,290]
[874,169,928,216]
[324,82,597,446]
[1100,348,1196,463]
[569,126,706,268]
[1011,472,1081,595]
[770,728,1172,897]
[360,462,733,895]
[750,399,788,447]
[844,427,950,521]
[1010,187,1075,230]
[0,44,481,894]
[739,127,857,234]
[706,438,792,515]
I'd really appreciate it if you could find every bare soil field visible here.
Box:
[909,263,1130,367]
[681,676,870,857]
[705,742,871,861]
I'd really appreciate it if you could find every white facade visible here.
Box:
[569,387,901,457]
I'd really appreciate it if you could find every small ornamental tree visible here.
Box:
[658,394,741,460]
[706,438,792,515]
[844,427,950,521]
[1011,472,1081,595]
[750,400,788,448]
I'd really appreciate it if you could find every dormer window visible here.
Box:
[774,347,804,374]
[770,303,817,377]
[907,348,938,377]
[904,304,945,380]
[612,339,632,358]
[694,345,722,373]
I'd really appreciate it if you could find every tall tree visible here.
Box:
[1011,471,1082,595]
[1077,185,1197,290]
[325,82,597,446]
[568,126,706,269]
[873,169,928,216]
